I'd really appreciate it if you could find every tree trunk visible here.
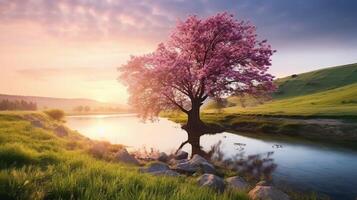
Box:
[186,100,205,133]
[187,132,205,156]
[184,100,207,156]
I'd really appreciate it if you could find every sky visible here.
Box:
[0,0,357,103]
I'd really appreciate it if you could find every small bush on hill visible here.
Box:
[43,109,65,121]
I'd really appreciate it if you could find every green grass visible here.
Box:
[204,63,357,118]
[214,83,357,117]
[274,63,357,99]
[0,112,248,200]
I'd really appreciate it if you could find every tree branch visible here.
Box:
[175,140,189,154]
[197,78,206,99]
[162,93,189,114]
[201,95,208,101]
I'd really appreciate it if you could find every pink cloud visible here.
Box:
[0,0,175,42]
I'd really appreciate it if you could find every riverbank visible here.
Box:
[162,112,357,146]
[0,111,250,200]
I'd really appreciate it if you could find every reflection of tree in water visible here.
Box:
[173,128,277,182]
[208,140,277,182]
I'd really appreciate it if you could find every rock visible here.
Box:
[176,161,198,173]
[197,174,225,192]
[191,154,216,173]
[54,125,69,137]
[157,152,169,162]
[31,120,45,128]
[175,150,188,160]
[169,158,189,165]
[176,154,216,174]
[200,162,216,174]
[225,176,249,191]
[140,161,170,173]
[190,154,208,165]
[115,148,140,165]
[140,162,180,177]
[249,186,290,200]
[150,170,180,177]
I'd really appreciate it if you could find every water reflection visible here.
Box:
[205,140,277,182]
[66,114,189,152]
[66,114,357,200]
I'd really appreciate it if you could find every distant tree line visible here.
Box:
[73,105,91,112]
[0,99,37,111]
[73,105,128,113]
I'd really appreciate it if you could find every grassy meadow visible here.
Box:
[3,64,356,199]
[0,111,249,200]
[204,63,357,118]
[212,83,357,117]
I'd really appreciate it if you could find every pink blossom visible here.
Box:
[119,12,275,120]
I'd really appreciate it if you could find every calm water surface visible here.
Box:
[66,114,357,200]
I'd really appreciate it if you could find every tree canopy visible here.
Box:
[119,12,275,120]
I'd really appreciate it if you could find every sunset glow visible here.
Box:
[1,0,357,103]
[1,2,357,199]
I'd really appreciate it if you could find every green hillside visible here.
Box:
[274,63,357,99]
[204,63,357,117]
[217,83,357,117]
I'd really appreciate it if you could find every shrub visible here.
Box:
[44,109,65,121]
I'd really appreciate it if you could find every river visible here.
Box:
[66,113,357,200]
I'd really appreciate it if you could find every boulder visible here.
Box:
[175,150,188,160]
[169,158,189,165]
[225,176,249,191]
[248,186,290,200]
[200,162,216,174]
[191,154,216,173]
[140,162,170,173]
[176,161,198,173]
[31,120,45,128]
[197,174,225,192]
[54,125,69,137]
[176,154,216,174]
[157,152,169,162]
[140,162,180,177]
[190,154,208,165]
[115,148,140,165]
[150,170,180,177]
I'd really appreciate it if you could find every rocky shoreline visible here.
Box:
[117,148,290,200]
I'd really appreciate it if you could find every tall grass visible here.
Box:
[0,112,248,200]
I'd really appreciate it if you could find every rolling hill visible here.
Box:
[204,63,357,117]
[273,63,357,99]
[0,94,128,112]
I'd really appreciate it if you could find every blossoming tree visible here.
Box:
[119,12,275,152]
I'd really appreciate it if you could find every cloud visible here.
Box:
[2,0,357,78]
[0,0,174,42]
[1,0,356,46]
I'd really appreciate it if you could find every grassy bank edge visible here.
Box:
[161,111,357,148]
[0,111,250,200]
